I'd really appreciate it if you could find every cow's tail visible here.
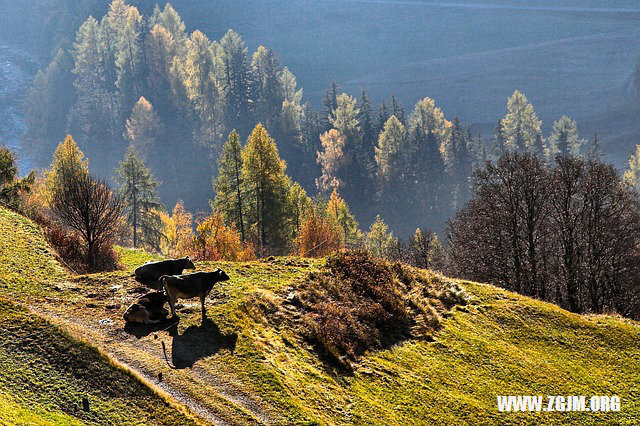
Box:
[161,340,177,369]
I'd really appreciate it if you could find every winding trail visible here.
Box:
[29,280,277,425]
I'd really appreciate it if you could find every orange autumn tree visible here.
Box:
[193,211,255,261]
[295,211,342,258]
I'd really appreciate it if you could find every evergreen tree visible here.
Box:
[112,4,143,103]
[330,93,372,213]
[493,119,507,157]
[116,146,164,249]
[407,97,447,223]
[548,115,583,159]
[70,14,124,153]
[23,49,75,167]
[220,29,253,135]
[390,93,406,124]
[409,228,433,269]
[0,147,34,210]
[533,133,546,160]
[441,117,464,198]
[213,130,246,242]
[241,124,293,253]
[502,90,542,153]
[300,102,322,188]
[446,119,474,206]
[375,100,390,137]
[428,234,446,272]
[321,81,339,132]
[279,99,304,181]
[357,87,375,158]
[586,132,604,161]
[251,46,284,133]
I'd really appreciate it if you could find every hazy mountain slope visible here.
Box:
[1,206,639,425]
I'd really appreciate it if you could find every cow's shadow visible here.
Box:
[169,318,238,369]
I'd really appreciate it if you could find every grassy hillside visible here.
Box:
[0,299,198,425]
[0,208,199,424]
[1,206,639,425]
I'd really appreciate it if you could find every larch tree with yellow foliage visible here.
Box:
[242,124,294,254]
[624,144,640,195]
[326,189,360,247]
[502,90,542,154]
[159,200,193,257]
[288,182,313,237]
[316,129,346,194]
[125,97,163,158]
[41,135,90,206]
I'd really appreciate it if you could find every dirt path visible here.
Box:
[29,284,278,425]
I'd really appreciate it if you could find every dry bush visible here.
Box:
[27,201,120,273]
[293,250,467,370]
[295,213,342,257]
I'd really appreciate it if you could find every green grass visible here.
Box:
[0,207,66,298]
[1,206,639,424]
[0,298,198,425]
[115,245,165,271]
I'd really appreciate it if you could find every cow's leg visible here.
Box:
[163,284,177,318]
[200,293,207,321]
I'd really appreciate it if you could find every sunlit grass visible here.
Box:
[1,206,639,424]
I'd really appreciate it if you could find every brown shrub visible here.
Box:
[295,213,342,257]
[29,209,119,273]
[294,250,467,370]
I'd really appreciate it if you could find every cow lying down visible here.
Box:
[134,256,195,284]
[160,269,230,320]
[123,291,169,324]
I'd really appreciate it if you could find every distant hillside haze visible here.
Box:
[1,0,640,165]
[167,0,640,163]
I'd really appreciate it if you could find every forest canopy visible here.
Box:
[23,0,603,240]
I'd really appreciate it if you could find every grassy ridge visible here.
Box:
[1,206,639,424]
